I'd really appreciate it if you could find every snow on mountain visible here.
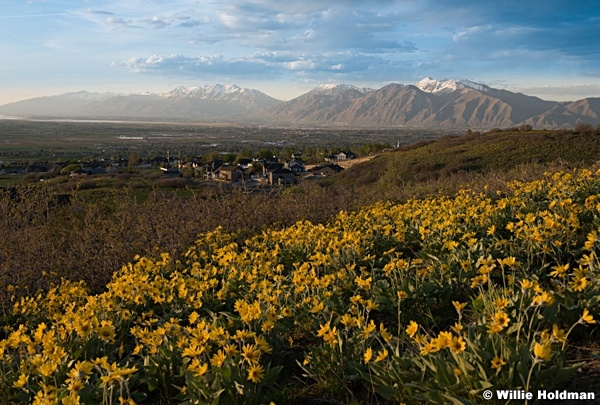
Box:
[2,79,599,127]
[312,84,374,95]
[416,77,488,94]
[162,84,260,99]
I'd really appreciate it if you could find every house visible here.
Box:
[254,156,279,166]
[325,150,358,162]
[336,151,357,161]
[284,159,306,173]
[268,168,296,185]
[203,160,225,179]
[218,165,243,182]
[310,164,344,177]
[263,162,284,174]
[179,160,200,169]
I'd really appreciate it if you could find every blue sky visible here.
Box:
[2,0,600,104]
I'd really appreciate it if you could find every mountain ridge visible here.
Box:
[1,78,599,128]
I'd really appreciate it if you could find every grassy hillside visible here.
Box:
[325,129,600,201]
[1,167,599,404]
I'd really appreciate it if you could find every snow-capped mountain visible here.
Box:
[312,84,374,95]
[1,78,600,127]
[416,77,489,94]
[0,85,280,120]
[256,83,371,123]
[255,78,600,128]
[162,84,267,100]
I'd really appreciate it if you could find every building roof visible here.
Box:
[218,165,241,172]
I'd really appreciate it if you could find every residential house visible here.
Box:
[268,168,296,185]
[325,150,358,162]
[254,156,279,166]
[284,158,306,173]
[218,165,243,182]
[262,162,284,174]
[203,160,225,179]
[339,150,357,160]
[310,164,344,177]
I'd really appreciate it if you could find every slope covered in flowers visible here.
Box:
[1,169,600,404]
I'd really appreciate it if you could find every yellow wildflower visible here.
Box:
[533,342,553,362]
[375,348,388,362]
[323,327,338,346]
[360,320,376,339]
[570,277,588,292]
[435,331,453,350]
[97,320,116,342]
[449,336,466,354]
[13,373,28,389]
[210,350,227,368]
[406,321,419,339]
[494,298,510,309]
[247,364,265,383]
[188,359,208,376]
[379,323,393,342]
[580,309,596,324]
[532,291,554,306]
[452,301,467,313]
[493,311,510,329]
[520,279,535,290]
[552,324,567,343]
[182,344,205,358]
[491,357,506,370]
[241,344,261,364]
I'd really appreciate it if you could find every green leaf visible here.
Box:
[375,385,398,400]
[140,375,159,392]
[435,358,454,388]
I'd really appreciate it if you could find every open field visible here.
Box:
[0,118,448,164]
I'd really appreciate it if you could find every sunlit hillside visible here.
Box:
[1,167,599,403]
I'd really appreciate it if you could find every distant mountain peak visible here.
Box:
[416,77,488,94]
[312,84,373,95]
[164,84,252,98]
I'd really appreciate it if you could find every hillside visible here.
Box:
[324,129,600,199]
[1,167,599,403]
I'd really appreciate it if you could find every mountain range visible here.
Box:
[1,78,599,128]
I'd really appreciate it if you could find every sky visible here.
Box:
[1,0,600,105]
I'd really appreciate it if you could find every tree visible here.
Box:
[236,149,253,162]
[575,123,594,136]
[59,164,82,175]
[257,149,275,159]
[128,152,140,172]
